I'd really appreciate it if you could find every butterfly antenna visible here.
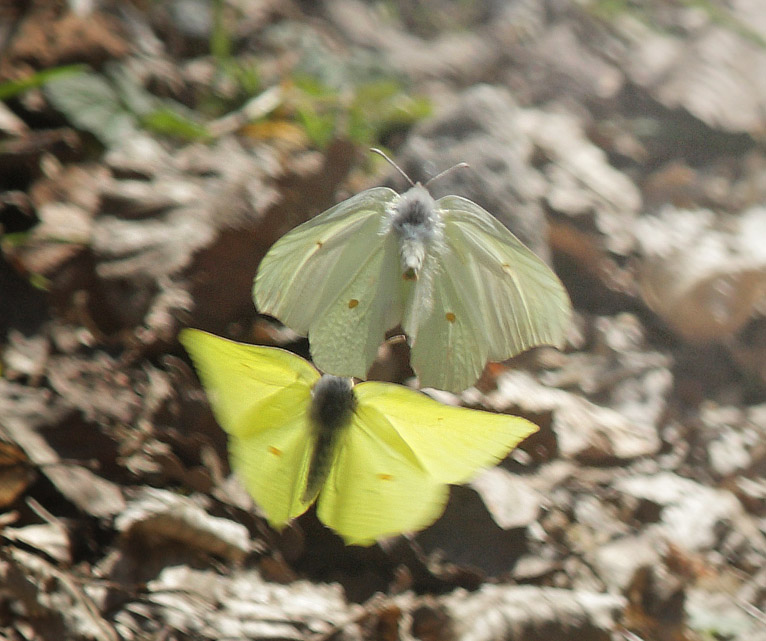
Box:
[425,162,470,187]
[370,148,415,187]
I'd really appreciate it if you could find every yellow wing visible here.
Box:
[179,329,319,435]
[180,330,320,526]
[317,404,449,546]
[354,382,538,484]
[316,382,538,545]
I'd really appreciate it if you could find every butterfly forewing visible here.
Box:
[438,196,572,361]
[179,330,319,436]
[353,382,538,484]
[254,188,398,335]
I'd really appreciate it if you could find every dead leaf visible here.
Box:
[116,487,251,562]
[115,564,360,641]
[469,467,542,531]
[479,371,661,462]
[0,439,34,509]
[439,584,624,641]
[637,206,766,341]
[0,546,119,641]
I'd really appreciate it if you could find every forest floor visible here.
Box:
[2,1,766,640]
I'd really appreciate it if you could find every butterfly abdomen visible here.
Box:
[387,184,445,280]
[303,376,357,502]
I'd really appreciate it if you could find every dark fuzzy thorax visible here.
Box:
[303,376,357,502]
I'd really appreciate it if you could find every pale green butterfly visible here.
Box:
[254,150,571,393]
[180,329,538,545]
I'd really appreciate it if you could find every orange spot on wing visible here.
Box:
[377,473,393,481]
[348,299,359,309]
[268,446,282,457]
[445,312,456,323]
[315,240,324,249]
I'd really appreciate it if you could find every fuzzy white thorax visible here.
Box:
[386,184,444,279]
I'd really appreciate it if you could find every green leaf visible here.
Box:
[44,71,138,146]
[294,103,336,148]
[210,0,232,60]
[0,64,86,102]
[141,106,210,141]
[348,79,431,145]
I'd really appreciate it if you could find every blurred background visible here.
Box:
[2,1,766,640]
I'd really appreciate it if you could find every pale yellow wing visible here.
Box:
[438,195,572,360]
[309,230,405,379]
[404,243,489,393]
[253,187,397,334]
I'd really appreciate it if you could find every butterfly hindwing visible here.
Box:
[405,241,489,392]
[317,398,448,546]
[309,229,405,380]
[318,381,538,544]
[228,386,317,526]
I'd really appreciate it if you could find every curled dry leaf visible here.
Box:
[614,472,766,554]
[479,371,661,462]
[517,108,641,256]
[637,206,766,341]
[0,547,119,641]
[3,521,71,565]
[469,466,543,531]
[618,3,766,135]
[0,439,34,509]
[1,380,125,519]
[435,584,624,641]
[114,564,359,641]
[115,487,251,562]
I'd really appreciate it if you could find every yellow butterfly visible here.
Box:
[180,329,538,545]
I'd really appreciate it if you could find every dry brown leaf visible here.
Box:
[114,564,361,641]
[619,5,766,134]
[614,472,766,554]
[438,584,623,641]
[0,439,34,509]
[0,546,119,641]
[478,371,661,462]
[116,487,251,562]
[637,206,766,341]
